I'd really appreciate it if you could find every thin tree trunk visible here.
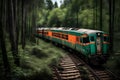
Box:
[95,0,98,29]
[93,0,95,29]
[109,0,114,54]
[76,8,79,27]
[100,0,103,30]
[15,0,19,52]
[31,6,36,42]
[21,0,26,49]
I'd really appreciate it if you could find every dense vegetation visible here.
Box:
[0,0,120,80]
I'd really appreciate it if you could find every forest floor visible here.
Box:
[0,38,67,80]
[16,39,67,80]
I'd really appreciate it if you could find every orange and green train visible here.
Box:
[36,28,109,65]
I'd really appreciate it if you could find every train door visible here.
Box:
[96,33,102,54]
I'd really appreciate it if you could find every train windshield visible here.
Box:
[83,37,89,43]
[104,36,109,42]
[91,36,94,41]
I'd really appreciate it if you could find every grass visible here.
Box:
[10,38,66,80]
[105,54,120,77]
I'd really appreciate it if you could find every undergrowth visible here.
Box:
[105,54,120,77]
[10,39,65,80]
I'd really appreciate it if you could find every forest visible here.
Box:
[0,0,120,80]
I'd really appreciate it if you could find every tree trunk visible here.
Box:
[100,0,103,30]
[21,0,26,49]
[0,0,11,79]
[93,0,95,29]
[31,6,36,43]
[14,0,19,52]
[8,0,20,66]
[76,8,79,27]
[95,0,98,29]
[109,0,115,54]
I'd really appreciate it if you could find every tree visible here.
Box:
[8,0,20,66]
[21,0,26,49]
[109,0,115,54]
[54,2,58,8]
[0,0,11,79]
[47,8,65,27]
[99,0,103,30]
[92,0,96,29]
[46,0,54,10]
[70,0,81,27]
[95,0,98,29]
[79,9,93,28]
[61,0,72,8]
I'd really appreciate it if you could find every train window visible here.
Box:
[91,36,94,41]
[62,34,64,38]
[104,36,109,42]
[83,37,89,43]
[57,33,60,37]
[65,35,68,40]
[80,38,82,43]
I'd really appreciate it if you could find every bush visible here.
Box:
[31,48,48,58]
[28,67,52,80]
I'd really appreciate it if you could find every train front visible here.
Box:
[88,31,109,65]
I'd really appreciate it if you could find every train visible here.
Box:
[35,27,109,65]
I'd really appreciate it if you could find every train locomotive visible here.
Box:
[36,27,109,65]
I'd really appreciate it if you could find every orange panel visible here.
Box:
[68,35,77,44]
[48,31,52,37]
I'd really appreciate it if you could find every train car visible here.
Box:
[36,28,109,65]
[75,29,109,65]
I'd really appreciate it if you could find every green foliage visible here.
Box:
[2,0,120,80]
[10,39,65,80]
[106,54,120,77]
[79,9,93,28]
[26,67,52,80]
[37,9,49,26]
[31,47,48,58]
[46,0,54,10]
[47,8,66,27]
[61,0,72,8]
[36,0,110,29]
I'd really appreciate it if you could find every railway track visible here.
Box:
[90,68,113,80]
[69,53,119,80]
[50,44,119,80]
[52,55,81,80]
[52,52,119,80]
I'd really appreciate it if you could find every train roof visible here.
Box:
[37,27,106,36]
[76,29,103,34]
[51,28,105,36]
